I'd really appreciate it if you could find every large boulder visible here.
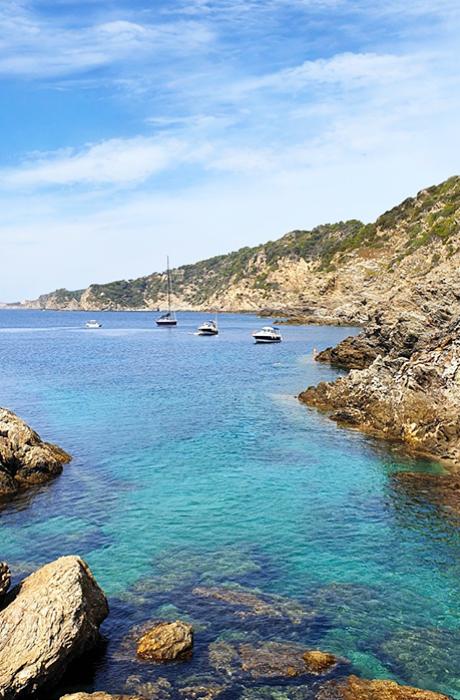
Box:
[0,562,10,597]
[136,621,193,662]
[0,556,108,699]
[317,675,452,699]
[0,408,71,495]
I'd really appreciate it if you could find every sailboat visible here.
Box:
[156,257,177,327]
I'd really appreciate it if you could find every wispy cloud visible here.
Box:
[0,3,214,78]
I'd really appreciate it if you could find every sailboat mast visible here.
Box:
[167,256,171,313]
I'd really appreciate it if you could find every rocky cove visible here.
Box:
[0,554,454,700]
[2,312,460,699]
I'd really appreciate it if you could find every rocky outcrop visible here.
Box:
[209,640,341,681]
[0,562,10,597]
[0,556,108,699]
[0,408,71,496]
[136,621,193,662]
[317,675,451,699]
[301,298,460,466]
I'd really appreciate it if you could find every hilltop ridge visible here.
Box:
[21,176,460,326]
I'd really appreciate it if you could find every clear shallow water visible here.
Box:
[0,311,459,698]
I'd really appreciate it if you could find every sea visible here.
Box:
[0,310,459,699]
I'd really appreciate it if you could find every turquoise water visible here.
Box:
[1,310,459,699]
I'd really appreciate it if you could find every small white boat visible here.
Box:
[197,319,218,336]
[85,320,102,329]
[252,326,282,343]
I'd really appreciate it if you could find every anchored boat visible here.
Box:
[252,326,282,343]
[156,257,177,327]
[85,320,102,329]
[197,318,218,336]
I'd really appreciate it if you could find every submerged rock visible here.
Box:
[0,408,71,495]
[316,675,452,699]
[0,561,10,597]
[136,620,193,662]
[61,695,146,700]
[209,639,341,681]
[178,684,227,699]
[193,584,314,625]
[125,675,173,699]
[0,556,108,699]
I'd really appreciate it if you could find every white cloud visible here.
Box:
[0,4,214,78]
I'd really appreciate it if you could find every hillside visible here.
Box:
[23,176,460,324]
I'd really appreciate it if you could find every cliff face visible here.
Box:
[22,176,460,318]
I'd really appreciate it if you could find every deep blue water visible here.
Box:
[1,310,459,699]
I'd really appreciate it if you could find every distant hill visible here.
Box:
[22,176,460,325]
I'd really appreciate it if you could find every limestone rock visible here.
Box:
[136,620,193,662]
[0,561,10,596]
[317,675,451,699]
[0,408,71,495]
[0,556,108,699]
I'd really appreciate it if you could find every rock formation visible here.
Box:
[317,675,451,699]
[0,408,71,496]
[0,562,10,597]
[136,621,193,662]
[0,556,108,699]
[301,290,460,466]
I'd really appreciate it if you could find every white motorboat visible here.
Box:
[197,319,218,336]
[156,256,177,327]
[85,319,102,329]
[252,326,282,343]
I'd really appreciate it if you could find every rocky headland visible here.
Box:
[0,407,71,497]
[14,176,460,320]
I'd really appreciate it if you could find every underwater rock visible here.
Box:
[0,556,108,699]
[125,675,173,699]
[0,408,71,495]
[0,562,10,597]
[240,686,312,699]
[209,639,341,681]
[136,621,193,662]
[390,471,460,518]
[193,584,314,625]
[303,650,339,674]
[316,675,452,699]
[178,684,228,699]
[61,694,146,700]
[380,627,460,696]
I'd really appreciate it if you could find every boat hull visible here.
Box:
[156,320,177,326]
[197,329,218,335]
[253,337,281,343]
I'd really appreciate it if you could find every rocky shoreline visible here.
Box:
[300,289,460,469]
[0,408,71,497]
[0,557,453,699]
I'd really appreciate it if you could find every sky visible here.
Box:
[1,0,459,301]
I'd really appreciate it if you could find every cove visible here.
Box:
[0,310,459,699]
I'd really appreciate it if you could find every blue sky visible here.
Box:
[1,0,459,300]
